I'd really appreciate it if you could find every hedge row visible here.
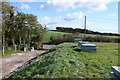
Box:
[82,36,120,43]
[50,34,119,44]
[50,34,74,44]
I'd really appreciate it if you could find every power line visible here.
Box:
[86,18,117,24]
[87,19,117,24]
[87,16,117,21]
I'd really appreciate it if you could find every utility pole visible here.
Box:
[84,16,86,38]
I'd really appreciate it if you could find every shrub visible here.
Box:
[63,34,74,42]
[114,37,120,43]
[50,35,64,44]
[50,34,119,44]
[82,35,119,43]
[82,36,93,42]
[93,36,113,42]
[34,41,43,49]
[50,34,74,44]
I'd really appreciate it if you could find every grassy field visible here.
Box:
[10,42,119,79]
[78,33,118,38]
[43,30,118,42]
[42,31,70,42]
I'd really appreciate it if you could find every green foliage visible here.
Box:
[1,2,46,53]
[10,42,119,78]
[31,26,47,49]
[82,35,120,43]
[56,27,120,36]
[43,31,119,43]
[50,35,64,44]
[63,34,74,42]
[0,49,21,57]
[2,2,15,49]
[50,34,74,44]
[42,31,67,42]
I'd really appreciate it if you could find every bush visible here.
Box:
[114,38,120,43]
[93,36,108,42]
[50,34,74,44]
[63,34,74,42]
[50,34,119,44]
[82,36,93,42]
[82,35,119,43]
[50,35,64,44]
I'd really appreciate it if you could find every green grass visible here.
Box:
[0,49,21,57]
[42,31,70,42]
[74,32,118,38]
[10,42,119,79]
[42,31,118,42]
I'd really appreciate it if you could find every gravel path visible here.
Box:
[0,45,55,79]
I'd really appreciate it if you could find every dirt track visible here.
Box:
[0,45,55,79]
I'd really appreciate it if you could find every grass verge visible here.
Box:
[10,42,119,79]
[0,49,21,57]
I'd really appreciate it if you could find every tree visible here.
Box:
[1,2,47,53]
[1,2,15,55]
[31,24,47,49]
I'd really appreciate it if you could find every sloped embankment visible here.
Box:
[10,42,118,79]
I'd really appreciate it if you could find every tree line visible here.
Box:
[56,27,120,36]
[1,2,47,55]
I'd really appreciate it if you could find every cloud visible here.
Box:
[42,16,51,24]
[87,3,107,11]
[39,16,64,30]
[39,13,118,33]
[28,0,35,2]
[40,0,78,12]
[47,17,63,25]
[43,16,51,21]
[64,12,84,21]
[17,0,35,2]
[108,14,117,17]
[39,0,114,12]
[40,11,84,25]
[21,3,30,9]
[39,4,49,10]
[40,16,63,25]
[86,20,118,33]
[40,5,45,9]
[115,5,118,8]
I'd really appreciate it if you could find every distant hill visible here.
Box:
[55,27,120,36]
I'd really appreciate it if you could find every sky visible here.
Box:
[10,0,119,34]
